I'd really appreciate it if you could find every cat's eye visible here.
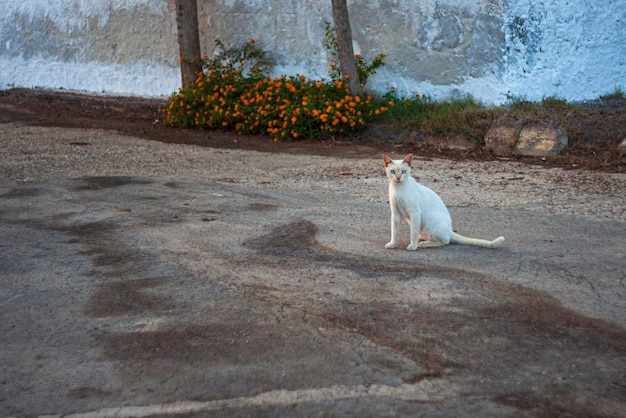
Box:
[390,169,396,174]
[401,170,406,174]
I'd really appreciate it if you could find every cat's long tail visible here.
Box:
[450,232,505,248]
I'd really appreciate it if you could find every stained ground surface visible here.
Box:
[0,90,625,417]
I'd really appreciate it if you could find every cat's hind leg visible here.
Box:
[417,225,450,249]
[418,240,447,248]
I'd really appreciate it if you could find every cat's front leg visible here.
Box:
[385,212,400,249]
[406,212,421,251]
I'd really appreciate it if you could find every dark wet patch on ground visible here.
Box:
[94,319,386,403]
[247,219,457,279]
[163,181,183,188]
[72,176,152,190]
[85,278,176,317]
[494,385,626,417]
[53,221,133,272]
[248,219,319,259]
[98,323,300,362]
[247,203,280,212]
[67,387,112,400]
[0,187,42,199]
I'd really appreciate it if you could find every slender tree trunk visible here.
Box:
[174,0,201,87]
[331,0,363,96]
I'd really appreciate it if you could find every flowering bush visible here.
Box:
[161,39,392,141]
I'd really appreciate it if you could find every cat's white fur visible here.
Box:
[383,153,505,250]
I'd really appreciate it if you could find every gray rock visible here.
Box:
[516,119,568,157]
[485,115,568,158]
[484,114,527,157]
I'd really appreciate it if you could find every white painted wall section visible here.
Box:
[1,0,624,103]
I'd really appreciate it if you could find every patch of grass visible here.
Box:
[600,87,625,101]
[420,99,492,138]
[541,95,570,110]
[505,96,526,110]
[507,96,535,113]
[379,95,501,141]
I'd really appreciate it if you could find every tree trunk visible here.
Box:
[331,0,363,96]
[174,0,201,87]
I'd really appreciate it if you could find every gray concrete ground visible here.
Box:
[1,123,625,417]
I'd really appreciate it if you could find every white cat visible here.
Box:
[383,153,505,250]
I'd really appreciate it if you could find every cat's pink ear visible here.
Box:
[402,154,414,166]
[382,154,393,167]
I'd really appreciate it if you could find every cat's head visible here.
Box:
[383,154,413,183]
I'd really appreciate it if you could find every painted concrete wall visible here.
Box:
[1,0,624,104]
[0,0,180,96]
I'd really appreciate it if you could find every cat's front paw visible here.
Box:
[406,243,418,251]
[385,242,398,249]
